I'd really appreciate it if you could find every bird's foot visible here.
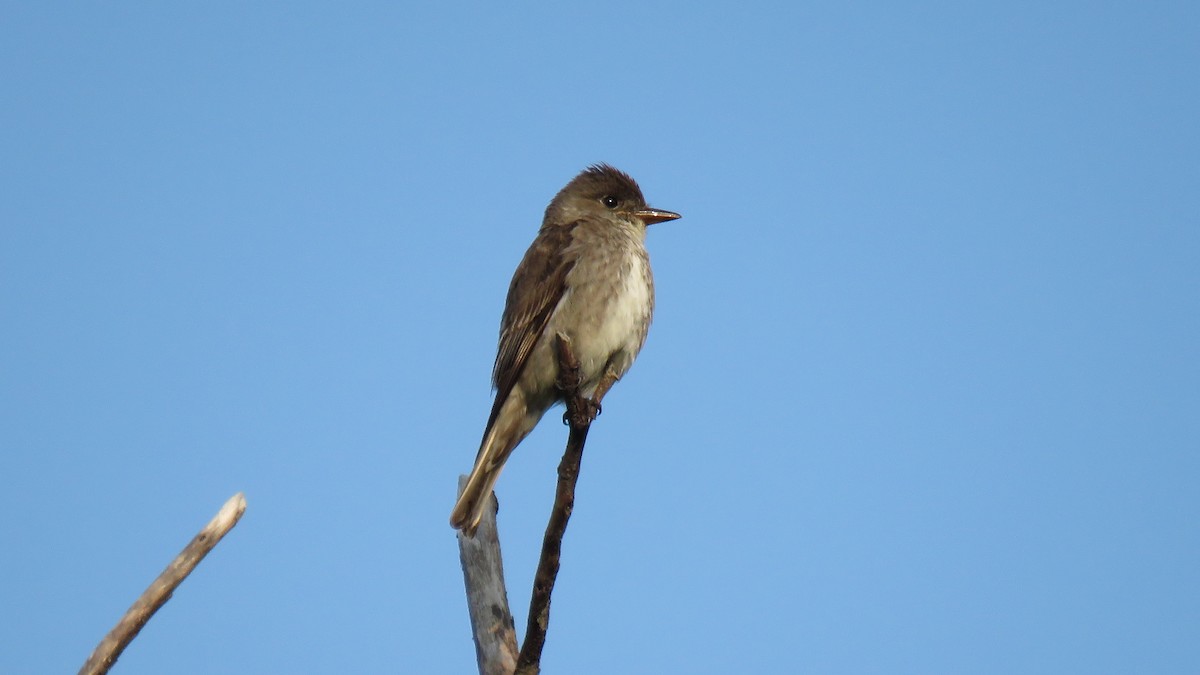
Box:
[561,397,601,427]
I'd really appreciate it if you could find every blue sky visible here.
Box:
[2,3,1197,673]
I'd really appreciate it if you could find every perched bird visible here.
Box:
[450,164,680,536]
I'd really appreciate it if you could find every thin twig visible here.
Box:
[515,334,592,675]
[79,493,247,675]
[456,478,520,675]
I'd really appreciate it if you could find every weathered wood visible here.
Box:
[456,478,520,675]
[457,333,598,675]
[79,492,247,675]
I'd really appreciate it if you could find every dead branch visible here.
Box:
[456,480,520,675]
[457,333,596,675]
[79,492,247,675]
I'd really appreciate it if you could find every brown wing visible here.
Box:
[483,222,578,437]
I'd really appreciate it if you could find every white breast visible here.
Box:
[591,251,652,378]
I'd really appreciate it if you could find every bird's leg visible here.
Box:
[554,333,592,428]
[561,365,619,426]
[554,335,619,427]
[565,393,603,427]
[561,365,617,425]
[586,366,621,419]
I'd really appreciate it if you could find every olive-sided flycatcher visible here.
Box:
[450,164,680,536]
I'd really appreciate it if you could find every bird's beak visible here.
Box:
[634,208,681,225]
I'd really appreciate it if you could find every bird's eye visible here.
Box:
[601,195,620,209]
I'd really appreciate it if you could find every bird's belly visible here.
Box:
[554,254,653,390]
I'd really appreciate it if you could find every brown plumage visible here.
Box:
[450,165,680,535]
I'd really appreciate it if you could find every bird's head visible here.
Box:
[544,164,680,228]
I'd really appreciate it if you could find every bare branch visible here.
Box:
[79,493,247,675]
[456,479,520,675]
[515,334,592,675]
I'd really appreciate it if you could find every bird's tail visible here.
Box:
[449,437,506,537]
[451,385,549,536]
[450,401,523,536]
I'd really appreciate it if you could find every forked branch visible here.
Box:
[457,333,596,675]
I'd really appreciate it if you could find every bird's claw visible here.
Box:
[561,397,602,427]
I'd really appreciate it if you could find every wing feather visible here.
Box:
[483,222,578,436]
